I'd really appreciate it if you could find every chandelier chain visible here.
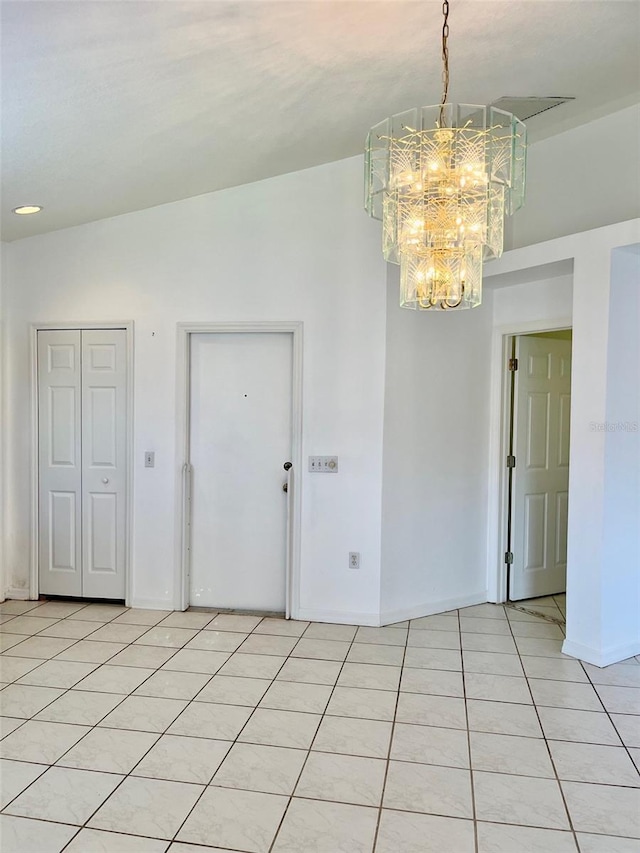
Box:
[439,0,450,126]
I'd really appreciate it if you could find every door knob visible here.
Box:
[102,478,109,484]
[283,462,292,471]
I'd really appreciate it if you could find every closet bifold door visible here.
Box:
[81,329,127,599]
[38,330,83,596]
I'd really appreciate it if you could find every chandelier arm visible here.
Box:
[438,0,450,127]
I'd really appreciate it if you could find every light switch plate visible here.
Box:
[144,451,155,468]
[309,456,338,473]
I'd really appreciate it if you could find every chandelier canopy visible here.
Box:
[365,2,527,310]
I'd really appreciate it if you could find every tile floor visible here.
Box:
[0,594,638,853]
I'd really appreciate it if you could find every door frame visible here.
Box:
[30,322,135,604]
[486,318,572,603]
[174,321,304,616]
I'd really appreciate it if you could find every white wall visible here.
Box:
[509,104,640,250]
[2,156,388,621]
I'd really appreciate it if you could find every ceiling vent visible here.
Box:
[490,96,575,121]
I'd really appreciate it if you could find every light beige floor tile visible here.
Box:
[37,690,123,726]
[18,659,97,688]
[460,604,507,620]
[0,634,30,652]
[177,785,287,852]
[463,650,524,677]
[218,653,286,679]
[312,715,392,758]
[550,740,640,786]
[396,692,466,729]
[58,727,158,774]
[409,613,459,632]
[338,662,401,690]
[186,630,247,652]
[69,604,128,622]
[108,645,177,669]
[404,646,462,671]
[507,605,562,623]
[522,656,588,682]
[346,642,405,666]
[529,678,602,711]
[276,657,341,685]
[32,602,89,619]
[73,664,155,694]
[408,629,461,650]
[384,760,473,818]
[594,684,640,715]
[89,776,203,840]
[99,695,188,733]
[112,609,171,626]
[303,622,357,641]
[5,766,122,825]
[65,828,169,852]
[400,667,464,697]
[90,624,150,644]
[259,680,332,713]
[539,706,623,745]
[576,832,640,853]
[516,637,566,658]
[0,601,43,615]
[0,814,78,853]
[612,713,640,748]
[510,620,565,640]
[291,638,350,661]
[464,672,532,704]
[459,616,512,636]
[5,636,76,659]
[239,708,321,748]
[470,731,555,778]
[0,759,47,808]
[169,846,235,853]
[390,723,469,768]
[168,701,251,740]
[0,615,60,635]
[1,720,90,764]
[55,640,127,663]
[354,626,407,646]
[584,662,640,688]
[474,771,569,829]
[158,611,215,630]
[253,618,308,637]
[133,733,230,783]
[467,699,543,737]
[271,798,378,853]
[0,656,46,683]
[477,821,578,852]
[134,626,199,648]
[296,751,385,806]
[39,620,102,640]
[462,633,518,654]
[327,686,397,721]
[206,614,263,633]
[377,809,474,853]
[195,675,270,706]
[239,634,299,656]
[0,683,64,717]
[161,648,229,674]
[562,780,640,837]
[212,741,306,794]
[134,669,210,700]
[0,717,26,739]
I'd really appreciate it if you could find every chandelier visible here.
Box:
[365,0,527,310]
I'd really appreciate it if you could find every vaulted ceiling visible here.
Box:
[2,0,639,241]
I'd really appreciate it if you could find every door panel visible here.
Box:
[189,333,293,611]
[510,335,572,600]
[38,331,82,595]
[81,330,127,598]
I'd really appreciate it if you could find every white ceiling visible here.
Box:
[2,0,639,241]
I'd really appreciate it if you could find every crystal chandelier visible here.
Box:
[365,0,527,310]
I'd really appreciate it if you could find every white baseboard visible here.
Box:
[130,598,174,611]
[563,638,640,667]
[294,608,380,627]
[380,590,489,626]
[4,588,31,601]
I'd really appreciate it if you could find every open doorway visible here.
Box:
[504,329,572,608]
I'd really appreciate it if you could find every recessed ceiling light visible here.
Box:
[12,205,43,215]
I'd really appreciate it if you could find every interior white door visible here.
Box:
[510,335,572,600]
[189,333,293,611]
[81,330,127,599]
[38,331,83,596]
